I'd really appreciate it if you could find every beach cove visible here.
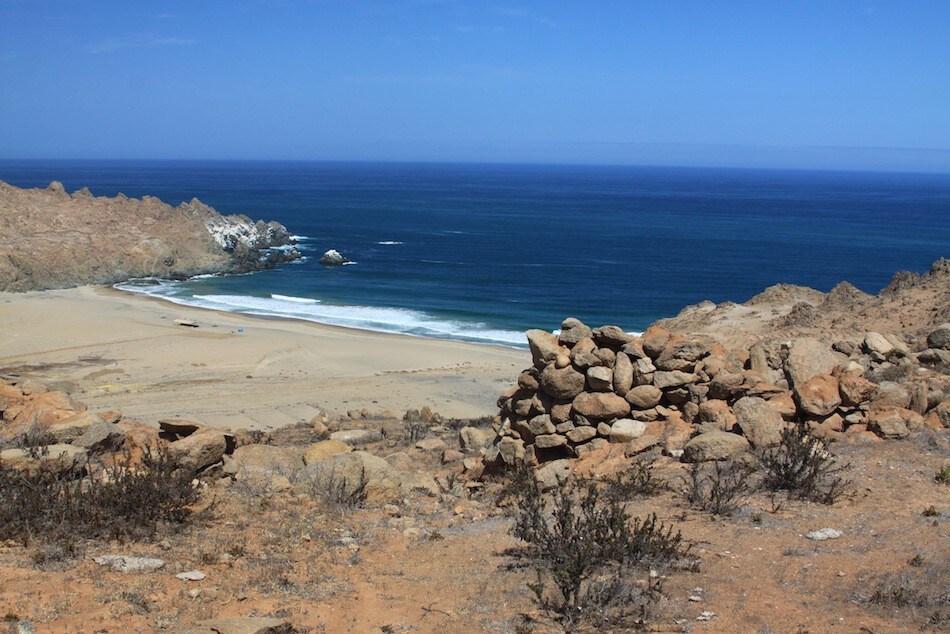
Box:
[0,285,528,428]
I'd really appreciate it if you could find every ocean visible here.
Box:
[2,160,948,347]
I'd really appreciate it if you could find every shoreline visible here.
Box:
[109,281,530,351]
[0,285,528,428]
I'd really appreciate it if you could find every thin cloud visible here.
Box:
[86,35,196,54]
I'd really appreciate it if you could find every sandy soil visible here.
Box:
[0,286,528,428]
[0,424,945,633]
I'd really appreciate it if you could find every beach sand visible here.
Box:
[0,286,528,429]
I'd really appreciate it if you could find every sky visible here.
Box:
[1,0,949,171]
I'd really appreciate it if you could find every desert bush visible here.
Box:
[861,567,949,627]
[0,447,198,549]
[761,425,849,504]
[681,460,756,516]
[935,464,950,485]
[510,473,690,628]
[596,459,664,501]
[294,466,368,513]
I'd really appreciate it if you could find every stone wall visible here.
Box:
[485,319,950,468]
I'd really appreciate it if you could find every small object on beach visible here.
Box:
[237,328,244,334]
[806,528,842,541]
[173,318,200,328]
[319,249,350,266]
[176,570,206,581]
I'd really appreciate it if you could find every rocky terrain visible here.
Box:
[0,261,947,632]
[487,318,949,471]
[656,258,950,349]
[0,180,300,292]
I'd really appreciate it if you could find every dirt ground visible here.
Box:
[1,420,946,634]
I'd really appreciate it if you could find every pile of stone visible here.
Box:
[485,319,949,467]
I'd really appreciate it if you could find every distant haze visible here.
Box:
[1,1,949,172]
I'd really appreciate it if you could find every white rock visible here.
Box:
[806,528,842,541]
[93,556,166,572]
[176,570,206,581]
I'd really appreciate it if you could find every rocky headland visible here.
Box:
[0,180,300,292]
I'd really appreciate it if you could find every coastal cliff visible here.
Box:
[0,180,300,291]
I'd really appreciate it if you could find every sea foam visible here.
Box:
[114,281,525,347]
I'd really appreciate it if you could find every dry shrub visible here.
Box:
[0,447,198,550]
[510,472,691,628]
[761,425,849,504]
[681,459,756,516]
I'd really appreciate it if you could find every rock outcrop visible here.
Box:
[486,317,949,468]
[656,259,950,348]
[0,180,301,291]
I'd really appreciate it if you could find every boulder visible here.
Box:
[526,329,568,368]
[707,371,745,400]
[612,353,634,396]
[609,418,647,443]
[47,411,106,443]
[223,443,304,475]
[527,415,556,436]
[517,370,540,391]
[301,450,418,502]
[867,408,913,438]
[873,381,911,409]
[654,337,710,372]
[484,437,525,467]
[640,325,671,359]
[682,432,750,462]
[926,324,950,350]
[862,332,894,357]
[733,396,784,447]
[653,370,698,389]
[572,392,631,421]
[301,440,351,465]
[73,421,125,452]
[459,426,493,452]
[838,373,878,406]
[591,325,635,348]
[566,426,597,443]
[329,429,378,444]
[784,338,844,388]
[168,428,231,473]
[767,392,798,421]
[585,366,613,391]
[697,399,736,430]
[0,444,87,476]
[539,364,586,400]
[625,385,663,409]
[318,249,348,266]
[795,375,841,417]
[534,434,568,449]
[535,459,572,491]
[415,437,447,452]
[558,318,592,346]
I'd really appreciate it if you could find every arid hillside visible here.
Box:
[657,258,950,348]
[0,180,299,292]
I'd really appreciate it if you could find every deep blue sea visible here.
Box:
[1,160,948,347]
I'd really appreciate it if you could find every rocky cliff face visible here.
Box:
[0,181,300,292]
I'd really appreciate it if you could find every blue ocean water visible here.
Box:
[1,160,948,346]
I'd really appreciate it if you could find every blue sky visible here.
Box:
[1,0,949,170]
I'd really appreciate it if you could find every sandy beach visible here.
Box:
[0,286,528,428]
